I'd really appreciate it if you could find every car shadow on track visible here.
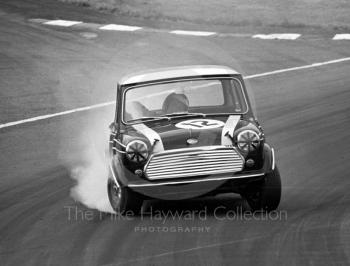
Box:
[140,194,251,217]
[95,194,251,221]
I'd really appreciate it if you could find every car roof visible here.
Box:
[119,65,240,85]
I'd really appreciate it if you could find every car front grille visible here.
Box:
[144,146,244,180]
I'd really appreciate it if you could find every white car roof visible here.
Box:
[120,65,240,85]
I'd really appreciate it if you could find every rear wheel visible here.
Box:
[107,179,143,215]
[242,167,281,211]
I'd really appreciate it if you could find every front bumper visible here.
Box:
[127,172,265,188]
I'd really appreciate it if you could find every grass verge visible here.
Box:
[57,0,350,30]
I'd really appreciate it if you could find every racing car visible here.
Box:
[107,65,281,214]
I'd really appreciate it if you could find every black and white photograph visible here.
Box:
[0,0,349,265]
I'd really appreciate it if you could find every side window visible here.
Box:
[230,80,243,112]
[221,79,247,113]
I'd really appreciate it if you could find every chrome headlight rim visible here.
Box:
[237,129,261,153]
[125,140,149,163]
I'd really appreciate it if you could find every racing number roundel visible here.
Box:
[175,119,225,130]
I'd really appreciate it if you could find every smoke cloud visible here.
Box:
[60,108,115,213]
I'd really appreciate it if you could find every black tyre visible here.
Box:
[107,179,143,215]
[243,167,281,212]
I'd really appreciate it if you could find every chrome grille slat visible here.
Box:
[145,146,244,180]
[150,155,241,164]
[147,164,243,172]
[150,150,238,160]
[147,165,242,174]
[148,158,241,168]
[147,162,243,171]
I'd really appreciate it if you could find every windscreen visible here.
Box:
[123,78,248,123]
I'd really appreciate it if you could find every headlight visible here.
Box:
[125,140,149,163]
[237,130,261,153]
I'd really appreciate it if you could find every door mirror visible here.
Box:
[109,122,116,132]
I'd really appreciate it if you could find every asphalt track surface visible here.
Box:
[1,1,350,265]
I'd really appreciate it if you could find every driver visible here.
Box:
[162,93,189,114]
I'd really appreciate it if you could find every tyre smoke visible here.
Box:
[60,108,115,213]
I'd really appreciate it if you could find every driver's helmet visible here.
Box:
[162,93,189,114]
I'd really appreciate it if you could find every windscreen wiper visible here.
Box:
[161,112,207,118]
[128,116,171,123]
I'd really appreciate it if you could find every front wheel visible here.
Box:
[242,167,282,212]
[107,179,143,215]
